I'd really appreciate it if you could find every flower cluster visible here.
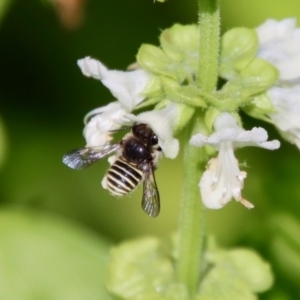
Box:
[256,18,300,149]
[69,18,300,210]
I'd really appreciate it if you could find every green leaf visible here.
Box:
[224,249,273,293]
[106,237,189,300]
[0,208,115,300]
[106,235,273,300]
[197,248,273,299]
[220,28,258,79]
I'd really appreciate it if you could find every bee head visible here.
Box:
[132,123,158,145]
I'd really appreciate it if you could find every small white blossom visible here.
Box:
[124,104,179,159]
[267,86,300,148]
[77,57,150,146]
[190,112,280,209]
[256,18,300,82]
[83,102,127,146]
[256,18,300,149]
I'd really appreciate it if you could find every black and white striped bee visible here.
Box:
[62,123,163,217]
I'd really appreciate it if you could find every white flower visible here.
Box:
[83,102,127,146]
[77,57,150,146]
[256,18,300,82]
[123,104,179,159]
[190,112,280,209]
[255,18,300,149]
[267,86,300,148]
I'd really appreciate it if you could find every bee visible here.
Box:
[62,123,163,217]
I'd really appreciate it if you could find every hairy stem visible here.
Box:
[176,119,207,295]
[176,0,220,295]
[197,0,220,92]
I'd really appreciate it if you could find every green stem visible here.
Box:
[176,0,220,296]
[197,0,220,92]
[176,120,207,296]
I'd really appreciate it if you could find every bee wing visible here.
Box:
[141,165,160,217]
[62,144,120,169]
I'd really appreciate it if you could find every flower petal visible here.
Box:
[77,56,107,79]
[78,57,150,111]
[268,86,300,148]
[83,102,127,147]
[190,112,280,150]
[256,18,300,81]
[256,18,297,44]
[200,154,253,209]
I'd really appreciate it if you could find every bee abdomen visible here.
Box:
[106,159,143,196]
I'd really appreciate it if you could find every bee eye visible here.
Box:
[151,135,158,145]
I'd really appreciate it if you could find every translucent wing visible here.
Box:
[62,144,120,169]
[141,165,160,217]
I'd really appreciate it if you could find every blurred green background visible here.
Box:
[1,0,300,299]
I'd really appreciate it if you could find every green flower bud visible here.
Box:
[221,58,279,101]
[220,28,258,79]
[137,44,176,79]
[159,24,198,63]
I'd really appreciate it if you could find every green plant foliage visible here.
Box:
[220,58,279,100]
[2,0,300,299]
[159,24,198,64]
[219,28,258,78]
[198,248,273,299]
[106,236,190,300]
[106,236,273,300]
[137,24,199,84]
[0,208,116,300]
